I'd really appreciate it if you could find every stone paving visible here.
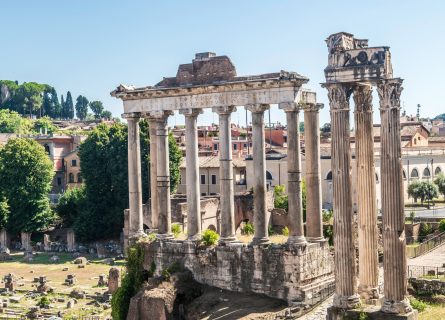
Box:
[408,243,445,267]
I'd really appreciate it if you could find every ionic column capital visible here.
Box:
[212,105,237,115]
[377,78,404,110]
[279,102,299,113]
[122,112,141,120]
[353,84,373,113]
[245,104,269,114]
[179,108,203,118]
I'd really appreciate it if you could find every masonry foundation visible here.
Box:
[141,240,334,309]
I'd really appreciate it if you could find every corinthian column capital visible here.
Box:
[179,108,203,118]
[279,102,299,112]
[353,84,373,113]
[377,78,403,110]
[324,83,353,111]
[148,110,174,121]
[212,105,236,115]
[245,104,269,114]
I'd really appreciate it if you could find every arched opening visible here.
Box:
[326,171,332,181]
[44,144,50,155]
[77,173,82,183]
[69,173,74,183]
[266,171,273,181]
[402,170,407,180]
[435,167,442,175]
[423,167,431,178]
[207,224,216,232]
[411,168,419,179]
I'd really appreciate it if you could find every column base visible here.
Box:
[218,236,241,246]
[358,284,381,305]
[287,235,307,246]
[327,306,418,320]
[157,233,174,241]
[381,298,413,314]
[250,236,270,246]
[333,293,361,309]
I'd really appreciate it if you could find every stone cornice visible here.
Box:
[279,102,299,113]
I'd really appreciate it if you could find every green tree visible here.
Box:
[0,109,32,133]
[434,173,445,199]
[75,121,181,241]
[408,180,439,205]
[56,186,86,227]
[0,138,55,233]
[299,121,304,133]
[50,88,61,119]
[33,116,57,134]
[60,94,65,118]
[16,82,46,117]
[0,197,9,229]
[321,123,331,133]
[75,95,89,120]
[89,101,104,119]
[101,110,113,120]
[65,91,75,119]
[0,80,20,111]
[273,185,288,210]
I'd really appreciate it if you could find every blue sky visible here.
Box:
[1,0,444,126]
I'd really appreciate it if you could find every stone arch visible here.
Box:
[69,173,74,183]
[207,224,216,232]
[326,171,332,180]
[411,168,419,179]
[423,167,431,178]
[77,172,82,183]
[266,171,273,181]
[44,144,50,155]
[435,167,442,175]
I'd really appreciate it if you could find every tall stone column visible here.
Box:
[180,108,203,241]
[279,102,306,246]
[353,84,379,301]
[148,118,159,230]
[378,79,413,314]
[303,102,324,242]
[150,110,174,239]
[123,113,144,238]
[213,106,238,244]
[325,83,360,309]
[245,104,270,245]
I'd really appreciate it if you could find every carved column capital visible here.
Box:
[245,104,269,114]
[323,83,353,111]
[353,84,373,113]
[122,112,141,120]
[146,110,174,124]
[212,105,236,115]
[179,108,203,118]
[377,78,404,110]
[301,103,324,112]
[279,102,299,113]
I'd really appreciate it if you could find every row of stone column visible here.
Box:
[124,100,324,246]
[326,79,411,313]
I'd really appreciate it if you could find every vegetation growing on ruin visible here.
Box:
[172,223,182,237]
[201,229,219,246]
[242,222,255,235]
[111,244,146,320]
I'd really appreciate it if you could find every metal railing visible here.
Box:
[406,231,445,258]
[408,265,445,279]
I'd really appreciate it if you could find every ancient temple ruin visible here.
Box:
[324,32,416,319]
[112,52,333,312]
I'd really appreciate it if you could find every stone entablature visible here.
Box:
[142,240,334,309]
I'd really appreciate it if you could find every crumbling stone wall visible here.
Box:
[141,240,334,306]
[409,277,445,295]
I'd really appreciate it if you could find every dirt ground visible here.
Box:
[0,251,125,319]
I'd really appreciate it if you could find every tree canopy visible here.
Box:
[434,173,445,198]
[407,180,439,204]
[75,95,89,120]
[0,138,55,233]
[89,101,104,119]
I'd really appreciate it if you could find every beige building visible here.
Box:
[176,156,247,196]
[64,149,83,189]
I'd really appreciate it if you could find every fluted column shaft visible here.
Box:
[150,111,173,239]
[180,108,202,241]
[304,103,324,241]
[214,106,238,244]
[280,103,306,246]
[148,118,158,229]
[378,79,412,314]
[123,113,144,237]
[325,84,360,309]
[354,85,379,301]
[246,104,270,245]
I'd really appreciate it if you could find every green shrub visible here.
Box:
[111,244,146,320]
[242,222,254,235]
[273,185,288,211]
[268,225,275,236]
[324,225,334,246]
[439,219,445,233]
[410,211,416,224]
[410,297,427,312]
[38,296,50,308]
[322,210,333,223]
[419,222,433,239]
[201,229,219,246]
[172,223,181,238]
[282,226,289,236]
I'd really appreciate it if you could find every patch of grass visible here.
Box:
[411,297,428,312]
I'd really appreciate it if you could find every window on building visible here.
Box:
[411,168,419,179]
[71,159,77,167]
[211,174,217,185]
[179,174,182,184]
[243,143,248,149]
[57,177,62,186]
[44,144,50,155]
[214,144,218,151]
[233,143,238,150]
[402,170,407,180]
[77,173,82,183]
[326,171,332,181]
[69,173,74,183]
[423,167,431,178]
[435,167,442,175]
[200,174,206,185]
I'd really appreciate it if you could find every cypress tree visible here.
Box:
[60,95,65,119]
[65,91,74,120]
